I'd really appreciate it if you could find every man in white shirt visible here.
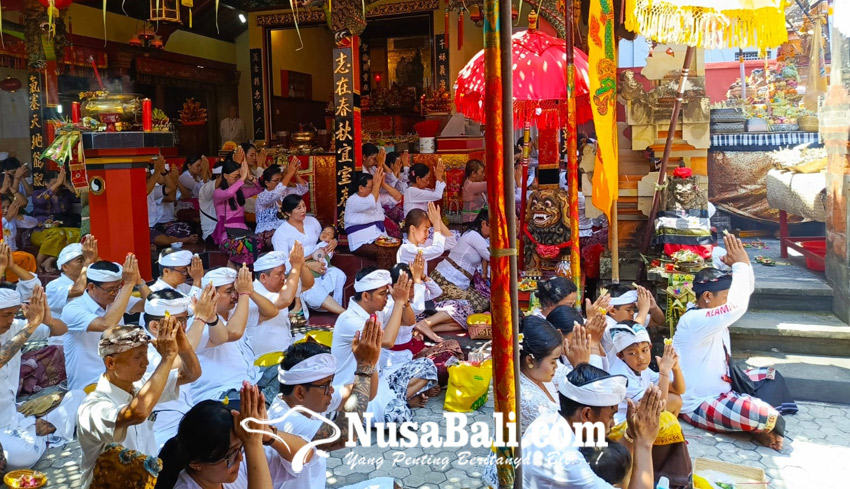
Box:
[140,287,215,448]
[522,364,663,489]
[191,266,278,407]
[45,238,99,320]
[76,315,201,487]
[331,268,437,423]
[220,105,245,145]
[150,248,204,297]
[268,319,393,489]
[247,246,312,361]
[674,234,789,451]
[198,162,223,244]
[61,255,149,391]
[0,286,83,469]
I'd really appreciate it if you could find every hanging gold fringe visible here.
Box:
[625,0,788,54]
[182,0,194,28]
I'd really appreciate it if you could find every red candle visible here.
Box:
[142,98,152,131]
[71,101,81,123]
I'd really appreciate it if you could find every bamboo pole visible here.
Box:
[639,46,696,264]
[565,1,581,301]
[484,0,520,485]
[611,201,619,282]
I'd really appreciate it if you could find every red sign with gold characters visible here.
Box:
[28,72,46,189]
[333,42,358,229]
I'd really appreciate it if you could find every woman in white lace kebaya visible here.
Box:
[255,162,308,247]
[517,315,566,432]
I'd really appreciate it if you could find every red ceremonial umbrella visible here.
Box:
[454,23,592,129]
[455,17,591,271]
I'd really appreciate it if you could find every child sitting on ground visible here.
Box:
[601,284,665,361]
[579,442,632,487]
[609,320,686,424]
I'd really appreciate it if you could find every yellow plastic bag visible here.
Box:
[608,411,685,446]
[444,359,493,412]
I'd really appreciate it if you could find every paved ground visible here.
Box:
[27,395,850,489]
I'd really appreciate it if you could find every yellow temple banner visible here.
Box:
[589,0,618,218]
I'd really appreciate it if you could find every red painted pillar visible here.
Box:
[85,148,158,280]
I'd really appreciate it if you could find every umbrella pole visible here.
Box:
[739,48,747,99]
[520,121,531,272]
[639,46,696,267]
[565,0,581,301]
[484,0,520,486]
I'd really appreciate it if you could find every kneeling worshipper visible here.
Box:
[76,317,201,488]
[192,266,279,407]
[141,287,217,448]
[384,261,462,388]
[521,364,664,489]
[268,321,393,489]
[674,234,796,452]
[45,238,98,322]
[608,323,692,488]
[600,284,664,363]
[344,171,402,270]
[61,255,149,391]
[246,247,313,366]
[331,268,438,423]
[151,248,204,297]
[156,383,312,489]
[0,286,84,470]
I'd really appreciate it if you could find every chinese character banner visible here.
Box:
[435,34,450,91]
[333,46,356,229]
[249,49,266,141]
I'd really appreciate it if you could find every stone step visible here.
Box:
[750,279,834,313]
[732,350,850,405]
[730,309,850,356]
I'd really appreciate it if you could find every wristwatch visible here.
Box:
[355,365,376,377]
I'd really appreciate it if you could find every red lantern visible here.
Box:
[0,76,22,93]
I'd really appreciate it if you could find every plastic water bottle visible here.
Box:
[656,476,670,489]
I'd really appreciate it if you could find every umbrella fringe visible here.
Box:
[625,0,787,54]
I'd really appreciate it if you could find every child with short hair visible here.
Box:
[306,225,337,278]
[609,320,685,424]
[579,442,632,487]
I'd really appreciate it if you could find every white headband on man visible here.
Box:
[144,295,191,316]
[57,243,83,268]
[277,353,337,385]
[88,263,123,282]
[0,288,21,309]
[202,267,237,288]
[557,374,628,407]
[159,250,192,267]
[254,251,288,272]
[354,270,392,292]
[611,324,651,353]
[609,290,638,306]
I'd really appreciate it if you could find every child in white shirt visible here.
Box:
[609,320,685,425]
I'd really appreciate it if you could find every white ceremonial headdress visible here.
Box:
[202,267,238,288]
[212,165,223,175]
[144,294,191,317]
[610,323,651,353]
[254,251,288,273]
[159,250,192,267]
[57,243,83,268]
[557,373,628,407]
[609,290,638,307]
[87,263,123,283]
[354,270,392,292]
[0,288,22,309]
[278,353,338,385]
